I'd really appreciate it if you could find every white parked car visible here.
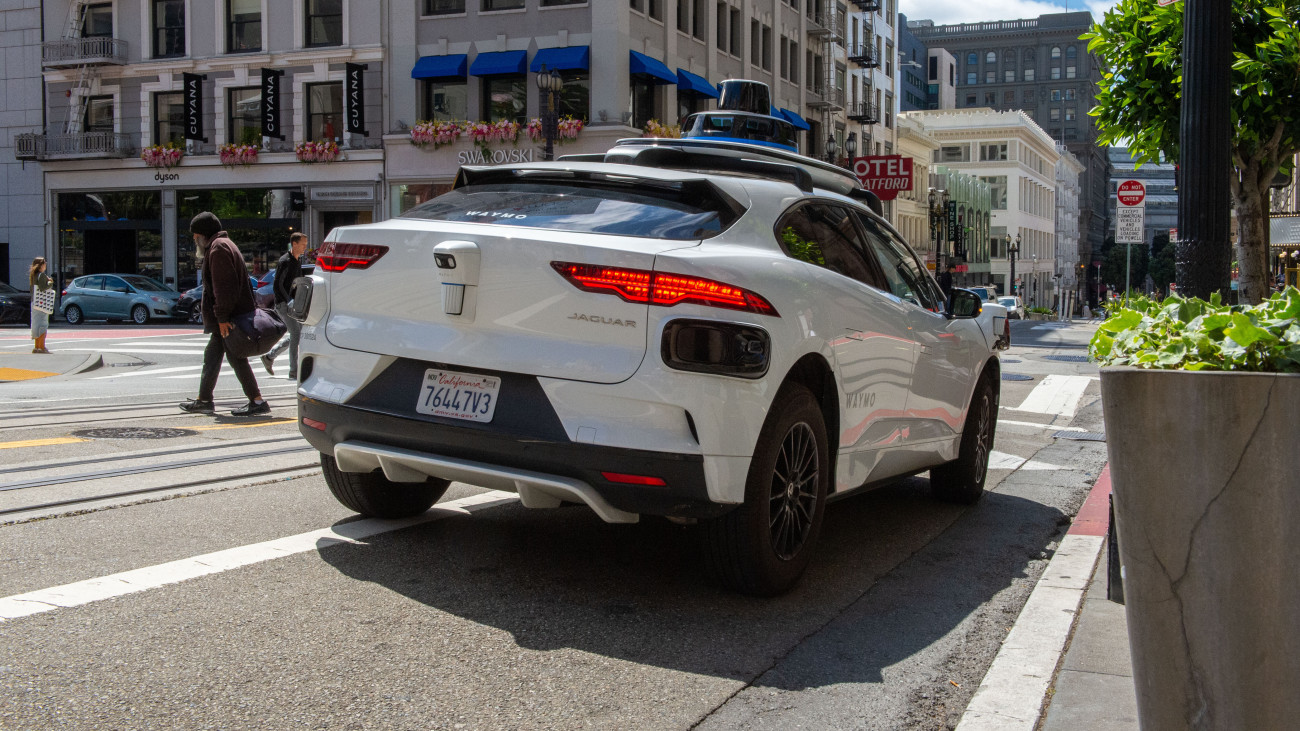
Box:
[293,137,1006,595]
[998,296,1026,319]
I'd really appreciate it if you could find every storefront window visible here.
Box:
[228,87,262,145]
[557,73,590,121]
[483,75,525,124]
[154,92,184,146]
[177,189,302,290]
[630,79,657,129]
[306,82,342,142]
[391,183,455,217]
[57,192,163,288]
[422,80,467,121]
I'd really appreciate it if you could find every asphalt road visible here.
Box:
[0,319,1107,730]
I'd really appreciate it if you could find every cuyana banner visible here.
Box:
[850,155,914,201]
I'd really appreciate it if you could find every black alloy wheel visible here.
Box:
[769,422,820,561]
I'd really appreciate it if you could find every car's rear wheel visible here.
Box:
[703,384,828,596]
[930,373,997,504]
[320,453,450,519]
[189,308,202,324]
[64,305,83,325]
[131,304,149,325]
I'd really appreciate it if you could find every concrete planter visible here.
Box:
[1100,368,1300,730]
[1027,312,1052,321]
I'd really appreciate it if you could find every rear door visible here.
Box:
[322,177,739,384]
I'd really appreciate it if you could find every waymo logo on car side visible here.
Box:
[568,313,637,328]
[465,211,527,219]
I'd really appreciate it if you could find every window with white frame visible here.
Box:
[82,3,113,37]
[227,0,261,53]
[424,0,465,12]
[980,142,1007,161]
[305,0,342,47]
[84,96,115,133]
[306,82,343,141]
[228,87,261,145]
[153,0,185,58]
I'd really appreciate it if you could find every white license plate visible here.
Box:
[416,369,501,423]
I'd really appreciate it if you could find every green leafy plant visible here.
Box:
[1028,306,1055,315]
[1089,287,1300,372]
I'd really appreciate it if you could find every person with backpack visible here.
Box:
[261,232,307,379]
[179,212,269,417]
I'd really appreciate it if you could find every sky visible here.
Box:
[906,0,1122,26]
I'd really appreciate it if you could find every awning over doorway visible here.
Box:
[629,51,677,84]
[531,46,590,73]
[675,69,718,98]
[470,50,528,77]
[1271,215,1300,246]
[411,54,467,80]
[781,108,810,130]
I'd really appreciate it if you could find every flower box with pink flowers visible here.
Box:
[295,140,340,163]
[141,144,184,168]
[218,143,259,167]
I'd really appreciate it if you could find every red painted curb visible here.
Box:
[1068,464,1111,536]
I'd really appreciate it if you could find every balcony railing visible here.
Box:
[847,43,881,68]
[808,9,846,42]
[851,0,882,11]
[14,131,135,160]
[42,37,128,68]
[847,101,881,125]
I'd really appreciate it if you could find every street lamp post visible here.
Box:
[825,134,838,165]
[844,131,857,171]
[929,188,949,270]
[1004,232,1021,299]
[534,65,562,161]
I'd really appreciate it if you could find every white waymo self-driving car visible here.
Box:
[292,82,1006,595]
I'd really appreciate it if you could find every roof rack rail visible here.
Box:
[555,153,605,162]
[603,145,814,193]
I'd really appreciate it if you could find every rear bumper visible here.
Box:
[298,396,728,520]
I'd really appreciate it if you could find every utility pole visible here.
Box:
[1175,0,1232,299]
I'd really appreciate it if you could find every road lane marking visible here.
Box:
[0,368,60,382]
[0,490,518,622]
[1006,374,1092,418]
[997,419,1089,432]
[92,365,204,379]
[54,348,221,356]
[988,451,1026,470]
[0,437,88,450]
[189,419,296,431]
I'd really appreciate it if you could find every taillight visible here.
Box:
[61,289,68,297]
[551,262,778,316]
[316,242,389,273]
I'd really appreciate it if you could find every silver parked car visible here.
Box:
[61,274,181,325]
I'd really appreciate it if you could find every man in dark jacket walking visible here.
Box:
[180,212,270,416]
[261,232,307,379]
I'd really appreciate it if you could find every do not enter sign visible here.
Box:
[1116,179,1146,243]
[1118,179,1147,207]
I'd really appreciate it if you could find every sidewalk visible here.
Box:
[956,466,1140,730]
[0,352,101,382]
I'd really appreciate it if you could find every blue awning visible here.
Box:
[629,50,677,85]
[411,54,467,80]
[781,108,810,130]
[470,50,528,77]
[531,46,590,73]
[676,69,718,98]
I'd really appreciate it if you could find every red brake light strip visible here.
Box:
[317,242,389,273]
[551,262,779,317]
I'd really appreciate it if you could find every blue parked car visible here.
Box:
[61,274,182,325]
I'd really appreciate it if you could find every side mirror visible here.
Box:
[947,288,982,319]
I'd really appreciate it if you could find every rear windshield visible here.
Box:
[121,276,170,292]
[400,182,738,240]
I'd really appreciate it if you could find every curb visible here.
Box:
[954,466,1112,731]
[66,353,104,376]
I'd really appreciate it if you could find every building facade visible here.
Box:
[909,12,1109,303]
[1,0,45,285]
[905,108,1060,304]
[924,47,956,111]
[1056,144,1084,306]
[896,14,927,112]
[893,113,938,258]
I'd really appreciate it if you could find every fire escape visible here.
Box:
[846,21,881,126]
[806,0,846,128]
[16,0,130,160]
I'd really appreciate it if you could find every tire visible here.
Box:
[320,453,450,519]
[64,305,83,325]
[930,373,998,504]
[131,304,149,325]
[702,384,829,596]
[189,308,202,324]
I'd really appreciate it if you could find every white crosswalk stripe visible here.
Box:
[1006,374,1093,418]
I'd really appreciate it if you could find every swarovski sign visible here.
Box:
[457,148,535,165]
[183,73,207,143]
